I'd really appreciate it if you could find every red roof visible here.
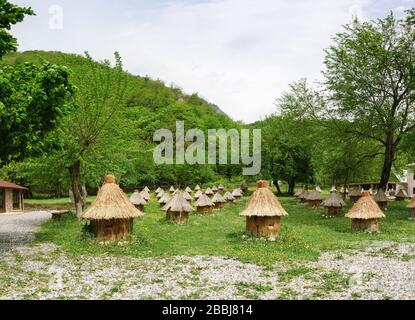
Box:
[0,181,28,190]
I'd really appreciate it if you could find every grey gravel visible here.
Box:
[0,211,51,256]
[0,241,414,300]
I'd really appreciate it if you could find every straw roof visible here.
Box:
[158,193,171,205]
[373,189,388,202]
[316,186,322,192]
[212,192,226,204]
[349,188,362,197]
[223,191,235,201]
[218,184,224,190]
[169,186,175,192]
[294,189,303,197]
[212,186,218,192]
[183,191,193,201]
[194,190,202,199]
[130,190,147,206]
[396,189,408,198]
[82,175,143,220]
[205,187,214,195]
[156,187,161,193]
[162,192,194,212]
[232,189,243,197]
[185,186,192,193]
[322,192,345,208]
[156,190,165,199]
[345,192,385,220]
[144,186,150,192]
[195,193,214,207]
[140,190,150,201]
[298,189,309,199]
[406,197,415,208]
[195,184,201,191]
[306,190,323,201]
[330,185,337,192]
[240,180,288,217]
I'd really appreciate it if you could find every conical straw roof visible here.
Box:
[183,191,193,201]
[205,187,214,195]
[232,189,243,197]
[194,190,202,199]
[82,175,143,220]
[194,184,201,191]
[330,185,337,192]
[322,192,345,208]
[240,180,288,217]
[218,184,224,190]
[195,193,214,207]
[223,191,235,201]
[406,197,415,208]
[345,192,385,220]
[158,192,171,204]
[130,190,147,206]
[144,186,150,192]
[156,190,165,199]
[316,186,322,192]
[169,186,175,192]
[156,187,162,193]
[162,192,194,212]
[306,190,323,201]
[185,186,192,193]
[212,192,226,204]
[212,186,218,192]
[374,189,388,202]
[298,189,309,199]
[140,189,150,201]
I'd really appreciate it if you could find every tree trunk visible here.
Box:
[273,180,282,194]
[379,136,395,190]
[288,180,295,195]
[68,160,83,219]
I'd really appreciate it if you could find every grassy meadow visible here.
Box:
[33,189,415,267]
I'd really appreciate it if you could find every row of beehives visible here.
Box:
[294,187,415,232]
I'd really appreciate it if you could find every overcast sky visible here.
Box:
[11,0,413,123]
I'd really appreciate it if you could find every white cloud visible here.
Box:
[11,0,401,122]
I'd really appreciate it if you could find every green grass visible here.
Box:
[34,195,415,267]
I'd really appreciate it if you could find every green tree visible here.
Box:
[0,0,34,58]
[322,12,415,189]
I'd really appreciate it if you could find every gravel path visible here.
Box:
[0,241,413,300]
[0,211,51,256]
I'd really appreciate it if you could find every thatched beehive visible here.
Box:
[169,186,175,193]
[205,187,214,196]
[373,189,388,210]
[218,184,224,191]
[406,197,415,220]
[298,189,309,203]
[349,188,362,203]
[395,189,408,201]
[194,184,201,191]
[130,190,147,212]
[345,191,385,232]
[156,187,162,193]
[306,190,323,208]
[143,186,150,192]
[185,186,192,193]
[82,175,143,242]
[194,190,202,200]
[183,190,193,201]
[330,185,337,192]
[316,186,322,192]
[240,180,288,239]
[223,191,235,202]
[156,189,165,199]
[232,188,243,200]
[195,193,214,214]
[212,192,226,209]
[162,192,193,223]
[322,191,345,217]
[158,193,171,207]
[140,189,150,201]
[212,186,218,192]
